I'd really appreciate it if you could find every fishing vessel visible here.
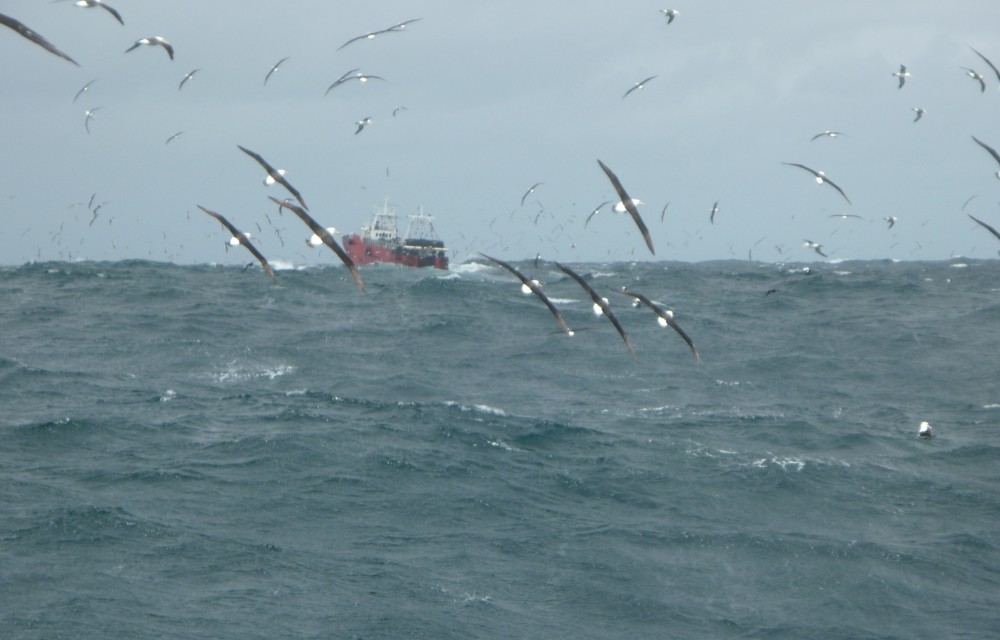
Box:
[341,198,449,269]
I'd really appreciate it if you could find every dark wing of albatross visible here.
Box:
[0,13,79,65]
[480,253,574,336]
[556,262,635,359]
[620,289,701,363]
[239,145,309,211]
[268,197,364,291]
[197,205,275,281]
[596,159,655,255]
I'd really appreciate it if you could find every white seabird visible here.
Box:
[198,205,275,281]
[337,18,421,51]
[918,421,933,438]
[65,0,123,25]
[620,289,701,363]
[73,78,98,103]
[884,216,898,229]
[178,68,200,91]
[84,107,101,133]
[783,162,852,204]
[480,253,575,336]
[325,69,386,95]
[269,197,364,291]
[962,67,987,92]
[912,107,926,122]
[623,75,657,99]
[520,182,543,206]
[354,116,373,135]
[660,9,679,24]
[125,36,173,60]
[811,131,846,141]
[892,64,910,89]
[557,262,635,359]
[597,159,655,255]
[264,56,289,85]
[238,145,309,210]
[802,240,827,257]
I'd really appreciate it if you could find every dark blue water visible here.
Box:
[2,259,998,639]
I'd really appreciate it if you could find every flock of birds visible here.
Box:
[2,6,997,437]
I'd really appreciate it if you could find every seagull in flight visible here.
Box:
[125,36,174,60]
[84,107,101,133]
[73,78,98,103]
[970,47,1000,84]
[263,56,289,85]
[584,201,612,227]
[238,145,309,210]
[325,69,386,95]
[623,75,657,99]
[892,64,911,89]
[0,12,79,65]
[783,162,852,204]
[520,182,543,206]
[198,205,275,281]
[480,254,575,336]
[884,216,898,229]
[165,131,183,145]
[62,0,124,26]
[337,18,421,51]
[659,9,679,24]
[597,159,655,255]
[962,67,987,92]
[811,130,846,141]
[803,240,827,257]
[178,68,200,91]
[912,107,926,122]
[968,213,1000,244]
[709,201,719,224]
[620,289,701,363]
[971,135,1000,179]
[354,116,373,135]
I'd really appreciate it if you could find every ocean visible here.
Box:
[1,258,998,639]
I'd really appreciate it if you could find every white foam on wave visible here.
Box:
[949,262,968,269]
[453,261,491,274]
[211,362,296,383]
[269,259,306,271]
[444,400,509,417]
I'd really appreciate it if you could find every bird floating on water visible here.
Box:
[0,12,79,65]
[597,159,655,255]
[918,421,933,438]
[125,36,173,60]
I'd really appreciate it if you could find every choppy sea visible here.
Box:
[1,258,998,639]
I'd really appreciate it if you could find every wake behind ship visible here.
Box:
[342,198,449,270]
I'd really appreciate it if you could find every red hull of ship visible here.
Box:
[342,235,449,270]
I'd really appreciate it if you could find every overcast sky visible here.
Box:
[2,0,1000,266]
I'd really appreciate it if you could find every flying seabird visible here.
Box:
[337,18,421,51]
[709,201,719,224]
[828,213,865,220]
[238,145,309,210]
[0,12,79,65]
[125,36,173,60]
[620,289,700,363]
[962,67,987,92]
[325,69,386,95]
[584,201,612,227]
[268,197,364,291]
[178,68,200,91]
[892,64,910,89]
[962,195,978,210]
[623,75,657,99]
[971,136,1000,179]
[64,0,123,25]
[264,56,289,85]
[597,159,655,255]
[354,116,373,135]
[912,107,926,122]
[968,213,1000,244]
[480,253,575,336]
[970,47,1000,84]
[884,216,898,229]
[73,78,98,103]
[198,205,275,281]
[521,182,543,206]
[802,239,827,257]
[392,105,408,117]
[83,107,100,133]
[783,162,852,204]
[557,262,634,358]
[660,9,679,24]
[918,421,933,438]
[660,203,670,222]
[811,130,846,141]
[165,131,183,144]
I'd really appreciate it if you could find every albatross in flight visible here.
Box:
[62,0,124,26]
[971,135,1000,179]
[597,159,655,255]
[264,56,289,85]
[337,18,422,51]
[268,197,364,291]
[620,289,701,363]
[892,64,910,89]
[125,36,174,60]
[622,75,657,99]
[783,162,852,204]
[480,253,575,336]
[198,205,275,281]
[557,262,635,358]
[239,145,309,210]
[968,213,1000,245]
[0,12,79,65]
